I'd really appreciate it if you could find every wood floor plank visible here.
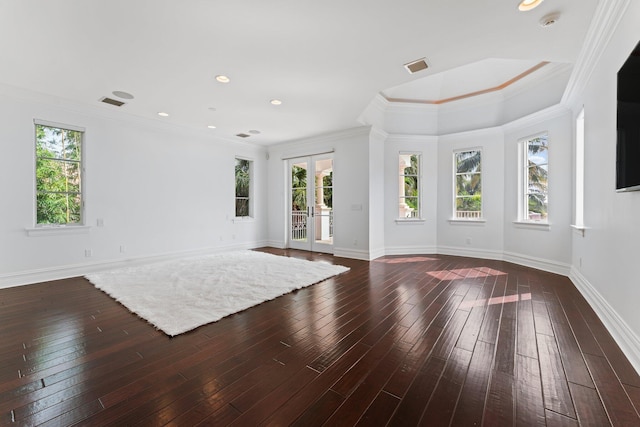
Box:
[537,333,576,418]
[583,353,640,425]
[450,340,494,426]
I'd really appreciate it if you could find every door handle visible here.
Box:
[311,206,315,217]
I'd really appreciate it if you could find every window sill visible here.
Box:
[570,224,589,237]
[512,221,550,231]
[395,218,426,224]
[448,218,486,225]
[25,225,91,237]
[232,217,255,223]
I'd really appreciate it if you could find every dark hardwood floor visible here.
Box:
[1,249,639,426]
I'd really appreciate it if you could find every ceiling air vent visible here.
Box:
[99,97,125,107]
[404,58,429,74]
[236,133,251,138]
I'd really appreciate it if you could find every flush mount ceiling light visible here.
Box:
[215,75,230,83]
[518,0,544,11]
[112,90,134,100]
[270,99,282,105]
[157,112,169,117]
[404,58,429,74]
[207,125,217,129]
[248,130,261,135]
[208,107,217,112]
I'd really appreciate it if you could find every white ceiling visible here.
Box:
[0,0,598,145]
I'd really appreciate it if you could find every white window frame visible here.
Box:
[234,157,253,219]
[518,132,549,224]
[574,109,585,228]
[33,119,86,228]
[397,152,422,220]
[453,148,483,220]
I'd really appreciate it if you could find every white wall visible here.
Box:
[437,127,505,260]
[568,0,640,367]
[0,85,267,287]
[503,110,573,272]
[265,127,372,260]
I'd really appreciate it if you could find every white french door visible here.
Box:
[288,154,333,253]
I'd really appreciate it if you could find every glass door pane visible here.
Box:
[313,158,333,246]
[290,161,308,244]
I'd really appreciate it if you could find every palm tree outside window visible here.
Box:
[521,134,549,222]
[454,150,482,219]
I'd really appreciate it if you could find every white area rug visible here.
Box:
[85,251,349,336]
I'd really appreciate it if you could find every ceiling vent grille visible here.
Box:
[404,58,429,74]
[100,97,125,107]
[236,133,251,138]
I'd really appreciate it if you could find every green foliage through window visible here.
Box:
[235,158,251,217]
[35,124,83,225]
[455,150,482,218]
[525,135,548,221]
[399,154,420,218]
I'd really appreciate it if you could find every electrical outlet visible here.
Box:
[466,237,472,245]
[120,245,126,253]
[96,218,104,227]
[85,249,92,257]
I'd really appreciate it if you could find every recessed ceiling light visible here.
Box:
[248,130,261,134]
[270,99,282,105]
[157,112,169,117]
[112,90,134,100]
[207,125,217,129]
[518,0,544,11]
[215,75,230,83]
[208,107,217,112]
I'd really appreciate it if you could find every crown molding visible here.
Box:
[561,0,632,108]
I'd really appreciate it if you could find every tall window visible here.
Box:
[520,134,549,222]
[35,121,84,225]
[235,158,252,217]
[398,153,421,218]
[575,109,585,227]
[454,149,482,219]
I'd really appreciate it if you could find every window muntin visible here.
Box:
[235,158,252,217]
[398,153,421,218]
[522,134,548,222]
[35,123,84,225]
[454,150,482,219]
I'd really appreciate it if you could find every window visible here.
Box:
[398,153,421,218]
[454,149,482,219]
[520,134,548,222]
[575,109,585,227]
[235,158,252,217]
[35,121,84,225]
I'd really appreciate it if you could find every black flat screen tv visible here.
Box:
[616,41,640,192]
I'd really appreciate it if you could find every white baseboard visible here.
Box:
[333,247,371,261]
[503,251,571,276]
[437,246,504,261]
[570,267,640,376]
[265,240,286,249]
[384,245,437,256]
[0,241,266,289]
